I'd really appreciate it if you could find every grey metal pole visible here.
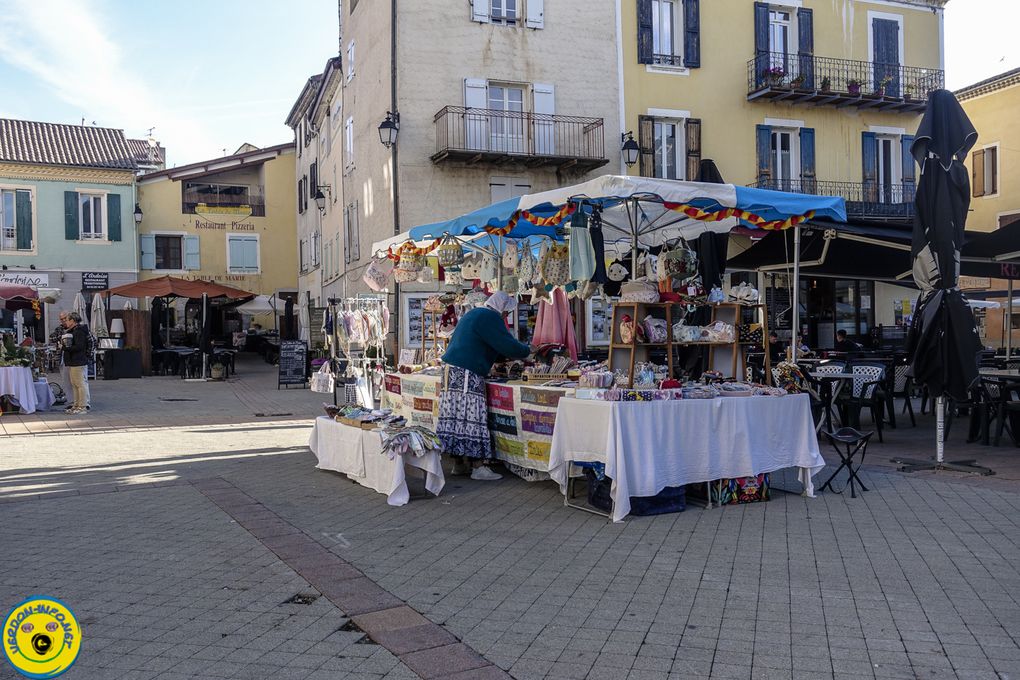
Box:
[1007,279,1014,357]
[201,293,208,379]
[791,224,802,358]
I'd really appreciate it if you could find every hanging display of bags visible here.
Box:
[437,235,463,267]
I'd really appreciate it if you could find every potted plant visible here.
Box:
[820,76,831,92]
[790,74,806,89]
[847,79,862,96]
[875,75,894,96]
[904,83,917,100]
[764,66,785,87]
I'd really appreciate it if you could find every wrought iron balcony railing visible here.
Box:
[750,179,916,221]
[431,106,608,170]
[183,188,266,217]
[747,52,943,113]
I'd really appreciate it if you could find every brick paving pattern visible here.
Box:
[1,355,1019,679]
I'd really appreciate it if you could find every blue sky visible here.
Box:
[0,0,337,166]
[0,0,1016,168]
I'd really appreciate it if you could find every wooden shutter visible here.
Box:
[756,125,773,185]
[683,0,700,68]
[14,190,32,250]
[525,0,544,29]
[753,2,770,87]
[637,0,653,65]
[184,235,201,270]
[309,162,318,199]
[302,176,309,212]
[862,132,879,202]
[799,127,816,193]
[533,83,555,155]
[470,0,489,23]
[972,149,985,197]
[107,193,122,241]
[685,118,701,181]
[638,115,655,178]
[901,135,916,201]
[139,234,156,270]
[797,8,814,89]
[64,191,79,240]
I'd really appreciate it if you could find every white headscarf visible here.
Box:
[483,291,515,314]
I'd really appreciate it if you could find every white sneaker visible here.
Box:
[471,465,503,481]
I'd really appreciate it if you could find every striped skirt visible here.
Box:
[435,364,492,460]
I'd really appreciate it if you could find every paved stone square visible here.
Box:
[1,355,1019,679]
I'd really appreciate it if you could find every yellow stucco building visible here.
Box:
[135,144,298,329]
[620,0,944,346]
[958,68,1020,348]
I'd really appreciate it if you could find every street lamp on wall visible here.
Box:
[378,111,400,149]
[133,203,143,223]
[315,185,332,213]
[621,132,640,167]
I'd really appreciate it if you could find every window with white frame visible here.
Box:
[0,189,32,252]
[79,193,105,239]
[652,0,683,65]
[311,230,321,267]
[876,135,902,203]
[346,41,355,81]
[228,234,259,273]
[653,119,685,180]
[487,83,526,153]
[769,8,795,76]
[770,128,800,189]
[154,235,183,270]
[344,117,354,170]
[491,0,517,25]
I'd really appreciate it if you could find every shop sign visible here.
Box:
[487,412,518,436]
[0,272,48,286]
[193,218,257,230]
[81,272,108,291]
[959,276,991,290]
[487,383,515,411]
[527,441,551,463]
[1000,264,1020,280]
[384,374,402,394]
[520,387,562,408]
[520,409,556,436]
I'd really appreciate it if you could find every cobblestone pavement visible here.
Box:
[1,355,1019,680]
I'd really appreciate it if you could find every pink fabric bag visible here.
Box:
[532,288,578,361]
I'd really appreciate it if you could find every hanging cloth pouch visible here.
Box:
[540,243,570,287]
[567,210,596,282]
[437,235,463,267]
[363,256,395,291]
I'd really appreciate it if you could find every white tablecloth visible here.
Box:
[549,394,825,521]
[0,367,39,414]
[308,417,444,505]
[33,381,55,412]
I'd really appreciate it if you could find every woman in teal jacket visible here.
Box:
[437,291,530,480]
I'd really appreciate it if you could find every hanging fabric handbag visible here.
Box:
[437,235,463,267]
[480,254,499,282]
[540,243,570,287]
[310,362,335,394]
[619,279,660,303]
[567,211,596,282]
[676,278,708,309]
[516,246,537,286]
[398,240,425,272]
[502,239,519,269]
[363,256,395,291]
[642,315,668,343]
[738,323,764,346]
[660,244,699,282]
[460,253,484,280]
[423,295,445,313]
[445,267,464,286]
[393,267,418,283]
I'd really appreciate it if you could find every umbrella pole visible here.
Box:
[202,293,208,379]
[631,199,639,276]
[791,224,802,359]
[936,396,945,464]
[1008,279,1014,357]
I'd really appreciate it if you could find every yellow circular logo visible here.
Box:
[3,597,82,679]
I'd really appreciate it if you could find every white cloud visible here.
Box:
[0,0,221,163]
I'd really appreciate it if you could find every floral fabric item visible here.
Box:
[436,364,493,460]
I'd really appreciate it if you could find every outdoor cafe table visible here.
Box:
[0,366,41,414]
[549,394,825,521]
[308,416,444,505]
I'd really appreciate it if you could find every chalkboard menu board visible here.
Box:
[277,340,308,389]
[309,307,325,348]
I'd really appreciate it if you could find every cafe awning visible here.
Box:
[101,275,253,300]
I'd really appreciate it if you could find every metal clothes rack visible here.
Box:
[326,295,388,407]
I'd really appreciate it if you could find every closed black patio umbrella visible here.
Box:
[894,90,991,475]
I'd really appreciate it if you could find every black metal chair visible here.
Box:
[982,377,1020,447]
[836,362,887,442]
[891,362,916,427]
[820,428,874,498]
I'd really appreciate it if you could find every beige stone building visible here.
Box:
[289,0,622,345]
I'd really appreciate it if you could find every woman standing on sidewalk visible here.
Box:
[436,292,530,481]
[62,312,91,414]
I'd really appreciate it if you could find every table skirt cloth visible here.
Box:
[549,394,825,521]
[0,367,39,414]
[308,417,444,505]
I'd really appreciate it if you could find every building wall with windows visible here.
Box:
[958,69,1020,234]
[621,0,944,222]
[135,145,297,302]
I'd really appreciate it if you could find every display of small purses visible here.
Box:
[619,279,660,303]
[437,235,463,267]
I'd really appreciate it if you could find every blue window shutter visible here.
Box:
[228,236,244,271]
[243,237,259,271]
[15,190,32,250]
[637,0,653,64]
[756,125,773,185]
[753,2,770,87]
[64,191,79,240]
[901,135,916,202]
[139,234,156,269]
[797,8,814,89]
[107,193,122,241]
[800,128,816,191]
[184,235,201,270]
[862,132,879,202]
[683,0,700,68]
